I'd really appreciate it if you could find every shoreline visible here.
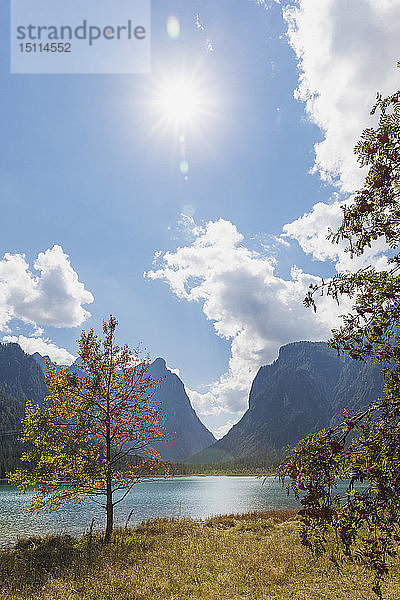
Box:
[171,472,276,477]
[1,473,277,484]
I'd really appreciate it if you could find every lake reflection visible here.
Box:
[0,476,299,546]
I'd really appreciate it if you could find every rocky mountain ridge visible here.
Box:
[188,341,384,464]
[0,343,215,465]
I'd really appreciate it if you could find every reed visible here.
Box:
[0,510,399,600]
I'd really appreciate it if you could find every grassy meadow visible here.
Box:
[0,511,399,600]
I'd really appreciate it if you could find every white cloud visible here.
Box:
[0,245,94,331]
[185,388,225,417]
[283,0,400,192]
[146,219,342,415]
[167,365,181,377]
[213,418,241,440]
[281,0,400,286]
[282,200,389,273]
[2,335,76,366]
[252,0,281,7]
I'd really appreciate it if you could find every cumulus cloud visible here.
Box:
[0,245,94,331]
[282,200,389,273]
[185,388,225,417]
[213,419,241,440]
[2,335,76,366]
[146,219,343,415]
[279,0,400,250]
[283,0,400,192]
[167,365,181,378]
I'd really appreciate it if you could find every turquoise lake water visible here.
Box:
[0,476,299,546]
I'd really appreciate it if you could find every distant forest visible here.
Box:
[0,388,25,478]
[170,459,277,476]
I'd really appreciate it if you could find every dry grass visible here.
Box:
[0,511,399,600]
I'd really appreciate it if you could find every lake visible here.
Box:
[0,476,299,546]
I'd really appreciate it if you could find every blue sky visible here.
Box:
[1,0,400,437]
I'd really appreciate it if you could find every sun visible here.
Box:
[150,71,214,134]
[145,68,220,155]
[161,82,200,125]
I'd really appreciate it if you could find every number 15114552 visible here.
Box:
[19,42,72,53]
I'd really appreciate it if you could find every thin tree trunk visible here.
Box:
[104,325,114,543]
[104,418,113,542]
[104,475,113,543]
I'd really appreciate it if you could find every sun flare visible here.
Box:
[150,71,216,135]
[161,82,200,124]
[146,69,220,161]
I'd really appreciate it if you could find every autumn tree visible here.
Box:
[10,316,170,542]
[279,76,400,597]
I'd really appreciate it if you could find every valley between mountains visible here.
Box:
[0,340,383,475]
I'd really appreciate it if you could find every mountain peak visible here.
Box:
[152,357,167,369]
[147,357,215,460]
